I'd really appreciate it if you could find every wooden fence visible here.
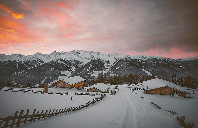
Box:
[75,92,90,95]
[0,94,105,128]
[172,88,191,98]
[2,88,69,95]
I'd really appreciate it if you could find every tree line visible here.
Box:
[85,74,155,86]
[172,74,198,89]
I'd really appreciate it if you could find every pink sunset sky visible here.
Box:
[0,0,197,58]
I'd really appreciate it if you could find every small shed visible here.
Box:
[43,84,48,93]
[54,76,85,90]
[145,86,173,95]
[87,83,109,93]
[55,80,71,88]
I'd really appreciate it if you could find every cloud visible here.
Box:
[0,14,45,50]
[56,2,67,8]
[0,0,197,58]
[0,3,24,19]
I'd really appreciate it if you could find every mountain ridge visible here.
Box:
[1,50,196,62]
[0,50,197,87]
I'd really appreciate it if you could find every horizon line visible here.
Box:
[1,50,198,60]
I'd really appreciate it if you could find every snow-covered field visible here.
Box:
[0,78,197,128]
[0,88,98,118]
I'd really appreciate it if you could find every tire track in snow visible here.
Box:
[122,91,137,128]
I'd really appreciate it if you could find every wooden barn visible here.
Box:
[87,83,109,93]
[88,87,103,92]
[54,76,85,90]
[55,80,71,88]
[71,81,85,90]
[145,86,173,95]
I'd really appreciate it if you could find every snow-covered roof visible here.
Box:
[142,78,193,93]
[87,83,109,92]
[58,76,85,85]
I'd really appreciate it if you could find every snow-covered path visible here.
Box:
[122,87,178,128]
[21,86,179,128]
[123,92,137,128]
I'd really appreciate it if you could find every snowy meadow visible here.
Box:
[0,78,197,128]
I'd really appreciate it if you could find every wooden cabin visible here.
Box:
[87,83,109,93]
[88,87,103,92]
[71,81,85,90]
[55,80,71,88]
[145,86,173,95]
[54,76,85,90]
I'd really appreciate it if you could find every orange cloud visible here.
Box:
[11,13,24,19]
[166,48,198,58]
[126,48,198,59]
[0,4,24,19]
[145,48,198,58]
[0,15,45,47]
[57,2,67,7]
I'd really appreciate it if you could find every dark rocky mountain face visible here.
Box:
[141,58,198,80]
[72,59,106,78]
[109,58,147,77]
[0,50,197,87]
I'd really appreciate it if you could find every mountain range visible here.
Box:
[0,50,197,86]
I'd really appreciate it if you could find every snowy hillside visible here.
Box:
[0,50,198,86]
[131,78,198,127]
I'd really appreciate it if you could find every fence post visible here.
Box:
[36,111,40,120]
[53,109,56,116]
[57,109,60,115]
[48,109,51,117]
[43,110,48,119]
[24,109,29,124]
[37,110,43,120]
[52,109,55,116]
[10,111,18,128]
[30,109,36,122]
[16,110,24,127]
[58,109,61,114]
[55,109,58,115]
[40,110,43,119]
